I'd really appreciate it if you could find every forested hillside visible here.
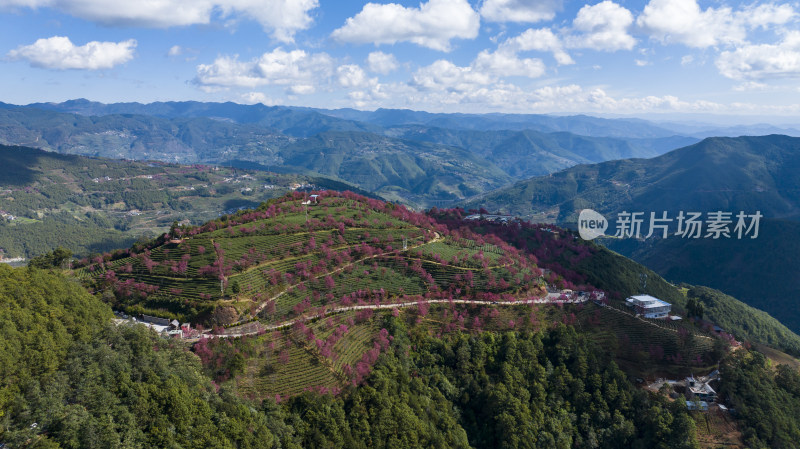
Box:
[463,135,800,335]
[606,219,800,334]
[465,135,800,221]
[1,264,702,448]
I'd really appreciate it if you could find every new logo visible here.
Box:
[578,209,608,240]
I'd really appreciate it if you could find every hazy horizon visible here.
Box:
[3,0,800,119]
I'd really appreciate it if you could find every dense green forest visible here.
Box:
[465,135,800,222]
[684,286,800,356]
[2,264,703,448]
[719,350,800,447]
[0,214,137,260]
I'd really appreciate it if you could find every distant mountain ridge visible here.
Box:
[385,125,698,178]
[25,98,383,137]
[27,100,681,138]
[319,107,683,138]
[0,100,703,207]
[0,107,508,206]
[468,134,800,222]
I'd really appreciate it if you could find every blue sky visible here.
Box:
[1,0,799,121]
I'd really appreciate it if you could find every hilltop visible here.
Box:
[79,191,547,324]
[76,191,764,395]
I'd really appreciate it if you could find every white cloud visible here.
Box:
[2,0,319,42]
[288,84,315,95]
[479,0,561,23]
[680,54,694,65]
[716,31,800,80]
[336,65,386,107]
[386,74,740,113]
[194,48,333,93]
[7,35,135,70]
[638,0,742,47]
[570,1,635,51]
[634,59,650,66]
[366,51,399,74]
[411,60,494,92]
[410,49,545,97]
[490,1,634,67]
[167,45,183,56]
[732,81,769,91]
[240,91,275,104]
[342,77,394,107]
[337,64,370,88]
[472,49,545,77]
[637,0,796,48]
[745,3,796,29]
[330,0,480,51]
[502,28,574,65]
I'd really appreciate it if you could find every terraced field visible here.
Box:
[576,302,716,370]
[79,191,544,323]
[231,310,383,399]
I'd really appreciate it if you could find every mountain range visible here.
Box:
[0,100,704,207]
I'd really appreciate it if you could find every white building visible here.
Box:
[464,214,513,224]
[626,294,671,319]
[301,194,320,205]
[686,373,718,402]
